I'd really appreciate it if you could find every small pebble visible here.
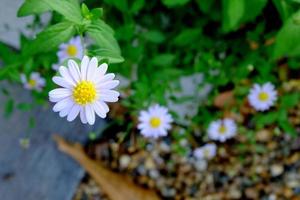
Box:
[271,165,284,177]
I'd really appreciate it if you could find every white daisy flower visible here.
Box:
[57,36,83,62]
[138,104,173,138]
[208,118,237,142]
[20,72,45,92]
[49,56,120,125]
[193,143,217,160]
[248,82,277,111]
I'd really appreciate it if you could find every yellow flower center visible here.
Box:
[28,79,37,87]
[66,45,78,57]
[73,81,97,105]
[150,117,161,128]
[258,92,269,102]
[218,125,227,134]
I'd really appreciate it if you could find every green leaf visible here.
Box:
[0,62,22,81]
[115,24,135,41]
[280,93,300,108]
[279,120,297,136]
[18,0,51,16]
[196,0,215,14]
[130,0,145,14]
[162,0,190,7]
[28,116,36,128]
[104,0,128,12]
[17,103,33,111]
[151,54,175,66]
[273,9,300,59]
[243,0,268,22]
[45,0,82,23]
[173,28,201,46]
[81,3,90,17]
[4,99,14,118]
[222,0,267,32]
[253,112,278,129]
[272,0,294,22]
[89,48,124,64]
[87,20,121,54]
[0,42,16,64]
[18,0,82,24]
[222,0,244,32]
[143,30,166,43]
[91,8,103,20]
[25,21,76,55]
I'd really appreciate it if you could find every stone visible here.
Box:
[270,164,284,177]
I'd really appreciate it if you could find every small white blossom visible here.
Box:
[248,82,277,111]
[57,36,83,63]
[49,56,120,125]
[208,118,237,142]
[21,72,45,92]
[193,143,217,160]
[138,104,173,138]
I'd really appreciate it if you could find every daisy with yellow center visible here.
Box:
[138,104,173,138]
[20,72,45,92]
[248,82,277,111]
[193,143,217,160]
[208,118,237,142]
[57,36,83,63]
[49,56,120,125]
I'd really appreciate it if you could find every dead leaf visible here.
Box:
[53,135,161,200]
[214,91,235,108]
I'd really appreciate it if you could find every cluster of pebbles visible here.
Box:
[73,177,109,200]
[74,125,300,200]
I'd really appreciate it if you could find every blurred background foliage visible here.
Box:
[0,0,300,140]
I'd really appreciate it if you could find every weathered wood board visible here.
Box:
[0,83,106,200]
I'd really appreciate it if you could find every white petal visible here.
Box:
[37,78,46,87]
[68,60,81,83]
[100,93,119,102]
[93,101,107,118]
[85,105,95,125]
[98,63,108,75]
[95,73,115,84]
[80,56,89,80]
[30,72,40,79]
[80,107,88,124]
[49,96,65,103]
[59,104,73,117]
[49,88,72,99]
[67,104,81,121]
[53,98,73,112]
[59,66,76,86]
[87,57,98,81]
[52,76,73,89]
[92,64,108,81]
[97,80,120,90]
[99,101,109,112]
[101,90,120,97]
